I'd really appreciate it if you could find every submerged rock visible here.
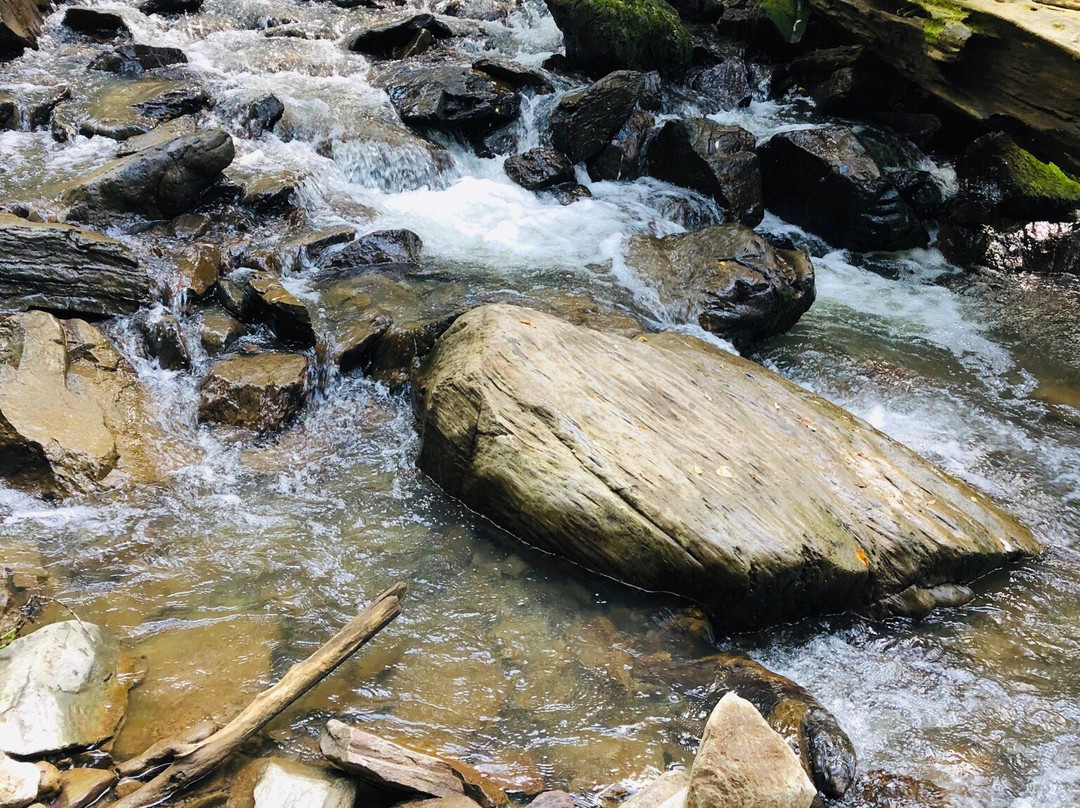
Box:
[54,768,117,808]
[504,149,575,191]
[543,0,692,79]
[0,311,168,496]
[62,128,234,222]
[646,118,762,226]
[760,126,928,252]
[550,70,644,164]
[620,771,688,808]
[0,622,133,757]
[624,224,814,348]
[835,770,949,808]
[133,308,191,371]
[0,214,151,317]
[687,693,815,808]
[89,43,187,74]
[710,653,856,798]
[414,305,1039,629]
[198,351,310,432]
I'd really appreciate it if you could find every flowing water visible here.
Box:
[1,1,1079,806]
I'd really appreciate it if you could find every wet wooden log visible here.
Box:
[110,582,407,808]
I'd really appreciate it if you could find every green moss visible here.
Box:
[912,0,971,45]
[762,0,810,44]
[1003,139,1080,200]
[546,0,693,78]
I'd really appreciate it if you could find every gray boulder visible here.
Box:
[0,214,151,317]
[0,622,133,757]
[62,128,234,222]
[413,305,1040,629]
[624,224,814,348]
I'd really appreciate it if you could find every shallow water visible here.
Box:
[1,0,1079,805]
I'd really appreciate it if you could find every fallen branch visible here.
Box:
[111,582,407,808]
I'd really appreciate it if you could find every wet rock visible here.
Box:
[950,132,1080,224]
[237,170,302,211]
[0,622,133,757]
[231,758,357,808]
[217,275,256,320]
[646,118,762,226]
[0,84,70,131]
[377,64,519,133]
[346,13,452,59]
[550,70,644,163]
[473,58,554,94]
[63,128,234,222]
[133,308,191,371]
[245,272,317,348]
[0,0,46,60]
[543,0,692,79]
[710,653,856,798]
[324,229,423,269]
[0,585,22,643]
[63,7,130,39]
[53,768,117,808]
[115,115,199,153]
[686,57,753,109]
[687,693,815,808]
[540,182,592,205]
[873,582,975,619]
[140,0,203,14]
[175,243,222,300]
[414,305,1039,629]
[89,44,187,74]
[134,81,209,121]
[236,93,284,138]
[938,219,1080,275]
[527,792,574,808]
[620,771,688,808]
[0,214,151,317]
[198,307,245,355]
[760,126,928,251]
[198,351,309,432]
[624,223,814,348]
[320,720,505,808]
[585,109,653,182]
[0,312,169,495]
[57,81,207,142]
[834,770,948,808]
[504,149,575,191]
[0,752,40,808]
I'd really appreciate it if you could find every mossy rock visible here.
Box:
[544,0,693,79]
[959,132,1080,221]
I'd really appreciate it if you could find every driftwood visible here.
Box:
[110,582,407,808]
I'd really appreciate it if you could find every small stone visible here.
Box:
[0,752,40,808]
[198,352,309,432]
[246,272,317,347]
[325,229,423,269]
[175,244,222,300]
[527,791,575,808]
[198,308,246,355]
[504,149,575,191]
[52,768,117,808]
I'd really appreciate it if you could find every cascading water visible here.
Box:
[0,0,1078,806]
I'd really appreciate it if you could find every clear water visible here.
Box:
[0,1,1078,806]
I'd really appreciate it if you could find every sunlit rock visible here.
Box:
[198,351,310,432]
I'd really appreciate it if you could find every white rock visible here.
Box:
[0,753,40,808]
[252,759,356,808]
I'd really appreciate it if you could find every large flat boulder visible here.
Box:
[807,0,1080,175]
[0,215,151,317]
[413,305,1039,629]
[0,311,173,496]
[0,622,133,757]
[62,128,234,222]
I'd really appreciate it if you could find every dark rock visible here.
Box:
[0,84,70,131]
[504,148,575,191]
[0,214,152,317]
[889,169,944,220]
[625,223,814,347]
[399,28,434,59]
[772,45,864,98]
[89,44,188,74]
[543,0,692,79]
[377,64,519,133]
[199,307,246,355]
[939,220,1080,275]
[585,109,653,181]
[325,229,423,269]
[115,116,199,153]
[872,581,974,619]
[759,126,928,251]
[835,770,948,808]
[62,128,235,222]
[686,57,753,109]
[216,275,256,320]
[710,653,856,798]
[346,13,451,59]
[246,272,317,347]
[539,182,592,205]
[237,170,301,211]
[133,308,191,371]
[646,118,762,226]
[550,70,644,163]
[63,7,130,39]
[0,0,46,60]
[0,91,12,129]
[473,58,554,94]
[236,93,284,138]
[951,132,1080,224]
[134,81,209,121]
[281,226,357,267]
[198,352,309,432]
[140,0,203,13]
[854,126,946,220]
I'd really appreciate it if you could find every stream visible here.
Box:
[1,1,1079,806]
